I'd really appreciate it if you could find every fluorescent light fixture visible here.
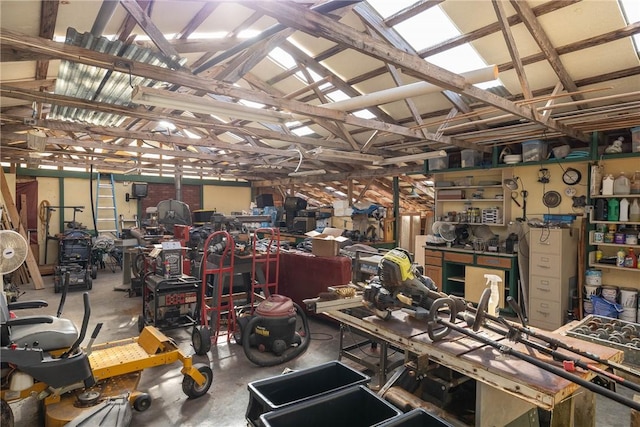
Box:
[308,147,383,163]
[132,86,293,124]
[288,169,327,177]
[374,150,447,166]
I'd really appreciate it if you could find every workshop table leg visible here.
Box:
[476,382,538,426]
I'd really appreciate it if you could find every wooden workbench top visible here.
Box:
[326,308,623,410]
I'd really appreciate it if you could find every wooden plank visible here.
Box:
[0,168,44,289]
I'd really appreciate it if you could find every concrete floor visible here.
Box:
[6,269,637,426]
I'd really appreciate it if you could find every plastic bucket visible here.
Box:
[619,308,636,322]
[583,299,594,315]
[601,285,618,303]
[585,269,602,286]
[620,288,638,308]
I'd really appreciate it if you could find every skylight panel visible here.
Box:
[367,0,416,19]
[237,29,261,39]
[353,109,376,119]
[182,129,201,139]
[268,47,297,70]
[291,126,314,136]
[394,7,459,51]
[619,0,640,55]
[326,90,349,102]
[186,32,227,39]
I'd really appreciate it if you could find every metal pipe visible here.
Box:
[478,318,640,394]
[91,0,119,38]
[438,317,640,411]
[321,66,498,112]
[466,305,640,380]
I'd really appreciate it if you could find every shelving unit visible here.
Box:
[433,169,512,226]
[587,193,640,270]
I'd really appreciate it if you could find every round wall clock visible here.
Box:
[562,167,582,185]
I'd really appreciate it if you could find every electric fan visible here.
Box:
[1,230,29,279]
[432,221,456,244]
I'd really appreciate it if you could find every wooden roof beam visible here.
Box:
[510,0,584,106]
[251,2,588,142]
[492,0,533,100]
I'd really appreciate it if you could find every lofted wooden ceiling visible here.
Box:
[1,0,639,211]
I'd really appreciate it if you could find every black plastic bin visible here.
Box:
[246,361,370,426]
[260,385,401,427]
[376,408,453,427]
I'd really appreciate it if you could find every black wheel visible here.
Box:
[54,281,61,294]
[137,315,145,333]
[132,393,152,412]
[1,399,13,427]
[182,364,213,399]
[85,274,93,290]
[91,265,98,279]
[192,326,211,356]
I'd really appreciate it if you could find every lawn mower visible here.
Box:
[0,275,212,427]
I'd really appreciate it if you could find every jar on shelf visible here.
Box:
[614,172,631,195]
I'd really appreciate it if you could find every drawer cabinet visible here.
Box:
[424,249,443,290]
[529,227,578,331]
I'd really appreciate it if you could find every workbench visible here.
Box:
[312,298,624,427]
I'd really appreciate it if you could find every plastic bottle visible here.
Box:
[602,174,614,196]
[616,248,626,267]
[607,198,619,221]
[630,199,640,222]
[624,248,637,268]
[595,198,608,221]
[485,274,502,317]
[619,198,630,222]
[631,171,640,194]
[614,172,630,195]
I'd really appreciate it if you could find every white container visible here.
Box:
[620,287,638,308]
[601,285,618,302]
[461,149,482,168]
[619,198,630,222]
[521,140,547,162]
[585,269,602,287]
[614,172,630,195]
[620,308,636,322]
[630,199,640,222]
[428,155,449,171]
[583,299,594,315]
[602,174,614,196]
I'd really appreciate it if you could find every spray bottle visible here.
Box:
[485,274,502,317]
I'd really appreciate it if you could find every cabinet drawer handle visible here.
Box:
[536,287,549,292]
[536,310,549,317]
[537,264,550,268]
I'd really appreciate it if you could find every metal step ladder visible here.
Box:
[94,173,119,236]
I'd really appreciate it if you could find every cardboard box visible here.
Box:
[306,227,348,257]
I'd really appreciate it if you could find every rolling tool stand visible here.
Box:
[138,241,200,332]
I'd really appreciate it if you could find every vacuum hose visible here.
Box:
[242,302,310,367]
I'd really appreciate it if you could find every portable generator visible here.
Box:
[139,274,200,332]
